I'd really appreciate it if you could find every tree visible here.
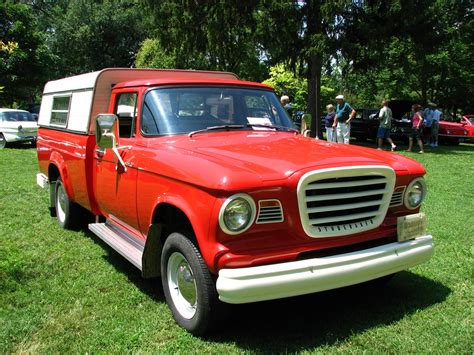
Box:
[32,0,152,77]
[336,0,474,113]
[0,1,56,106]
[141,0,268,82]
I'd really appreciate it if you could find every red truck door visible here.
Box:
[94,91,140,231]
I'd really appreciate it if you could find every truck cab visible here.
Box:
[36,68,433,335]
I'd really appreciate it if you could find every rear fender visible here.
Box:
[49,151,75,201]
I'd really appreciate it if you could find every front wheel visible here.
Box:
[161,232,221,335]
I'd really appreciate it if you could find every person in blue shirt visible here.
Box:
[332,95,356,144]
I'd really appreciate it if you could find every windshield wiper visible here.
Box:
[188,125,245,137]
[246,123,299,134]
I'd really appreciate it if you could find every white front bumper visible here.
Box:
[216,235,434,304]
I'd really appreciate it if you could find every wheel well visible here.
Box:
[152,203,195,245]
[48,164,60,183]
[142,203,197,279]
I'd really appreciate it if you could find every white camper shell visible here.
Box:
[38,68,239,134]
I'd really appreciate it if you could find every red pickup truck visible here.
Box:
[36,68,433,335]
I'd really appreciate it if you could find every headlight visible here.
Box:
[404,178,427,209]
[219,193,256,234]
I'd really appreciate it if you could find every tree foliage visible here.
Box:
[36,0,151,76]
[0,1,56,106]
[141,0,267,81]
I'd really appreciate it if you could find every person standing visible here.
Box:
[324,104,336,142]
[430,103,442,147]
[280,95,294,117]
[333,95,356,144]
[377,100,397,151]
[422,103,434,144]
[407,104,425,153]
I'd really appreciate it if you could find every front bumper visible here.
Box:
[216,235,433,304]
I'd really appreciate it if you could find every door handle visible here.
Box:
[125,162,135,168]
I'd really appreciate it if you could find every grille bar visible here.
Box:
[309,211,379,225]
[307,199,383,213]
[305,188,388,202]
[306,178,388,190]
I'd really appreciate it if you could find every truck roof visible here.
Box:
[42,68,242,94]
[113,78,272,90]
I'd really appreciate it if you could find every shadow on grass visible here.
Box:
[83,224,450,350]
[206,272,450,351]
[4,141,37,150]
[82,229,165,302]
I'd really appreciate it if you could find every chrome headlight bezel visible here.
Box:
[218,193,256,235]
[404,177,427,210]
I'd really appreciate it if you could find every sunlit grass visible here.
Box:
[1,144,472,352]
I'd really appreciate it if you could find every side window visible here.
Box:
[51,96,71,127]
[114,92,138,138]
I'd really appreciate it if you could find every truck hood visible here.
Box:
[143,131,424,190]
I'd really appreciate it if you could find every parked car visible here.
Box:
[350,108,380,141]
[337,101,414,142]
[36,68,433,335]
[439,114,474,144]
[0,108,38,148]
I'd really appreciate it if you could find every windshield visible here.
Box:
[141,86,295,136]
[2,111,35,122]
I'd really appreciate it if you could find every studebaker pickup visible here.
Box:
[36,68,433,335]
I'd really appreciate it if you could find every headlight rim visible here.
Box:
[404,177,427,210]
[218,193,256,235]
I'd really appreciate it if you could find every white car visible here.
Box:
[0,108,38,148]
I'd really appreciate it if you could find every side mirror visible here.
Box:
[95,114,128,173]
[96,114,119,149]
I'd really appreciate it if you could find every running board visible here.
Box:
[88,222,144,270]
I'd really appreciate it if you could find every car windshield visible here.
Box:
[141,86,295,136]
[467,117,474,124]
[2,111,35,122]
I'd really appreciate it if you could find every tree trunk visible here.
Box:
[306,0,323,139]
[308,54,322,138]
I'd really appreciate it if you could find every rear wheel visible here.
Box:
[0,133,6,149]
[55,177,81,229]
[161,231,221,335]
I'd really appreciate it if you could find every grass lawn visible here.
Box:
[1,143,473,352]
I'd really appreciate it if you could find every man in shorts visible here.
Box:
[377,100,397,151]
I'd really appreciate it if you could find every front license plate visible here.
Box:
[397,213,427,242]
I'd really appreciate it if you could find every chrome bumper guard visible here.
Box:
[216,235,434,304]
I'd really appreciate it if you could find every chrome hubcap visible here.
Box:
[56,184,67,222]
[167,252,197,319]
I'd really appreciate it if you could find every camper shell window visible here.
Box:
[50,96,71,127]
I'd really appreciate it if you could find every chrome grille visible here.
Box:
[389,186,406,207]
[298,166,396,237]
[256,200,284,224]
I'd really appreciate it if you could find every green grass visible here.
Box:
[1,143,473,352]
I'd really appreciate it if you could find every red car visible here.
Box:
[439,114,474,144]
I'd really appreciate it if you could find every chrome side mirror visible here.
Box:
[95,114,129,172]
[96,114,119,149]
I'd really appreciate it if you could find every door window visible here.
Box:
[114,92,138,138]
